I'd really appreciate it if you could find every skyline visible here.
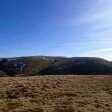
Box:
[0,0,112,60]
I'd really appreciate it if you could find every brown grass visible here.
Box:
[0,75,112,112]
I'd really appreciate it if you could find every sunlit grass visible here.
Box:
[0,75,112,112]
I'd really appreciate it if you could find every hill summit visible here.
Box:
[0,56,112,76]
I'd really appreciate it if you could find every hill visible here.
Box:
[0,70,7,77]
[39,57,112,75]
[0,75,112,112]
[0,56,112,76]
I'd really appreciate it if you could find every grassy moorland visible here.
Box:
[0,76,112,112]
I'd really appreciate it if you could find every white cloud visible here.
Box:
[87,48,112,54]
[69,0,112,30]
[63,36,112,60]
[64,38,112,47]
[82,48,112,61]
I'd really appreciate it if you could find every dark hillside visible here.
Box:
[0,70,7,77]
[39,57,112,75]
[0,56,66,76]
[0,56,112,76]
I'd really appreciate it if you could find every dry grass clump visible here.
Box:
[0,75,112,112]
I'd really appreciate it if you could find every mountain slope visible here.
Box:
[0,56,66,76]
[0,56,112,76]
[39,57,112,75]
[0,70,7,77]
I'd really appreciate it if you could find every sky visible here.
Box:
[0,0,112,60]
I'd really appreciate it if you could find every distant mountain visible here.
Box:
[0,56,112,76]
[39,57,112,75]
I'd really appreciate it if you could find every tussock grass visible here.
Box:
[0,75,112,112]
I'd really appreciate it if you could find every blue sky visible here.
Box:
[0,0,112,60]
